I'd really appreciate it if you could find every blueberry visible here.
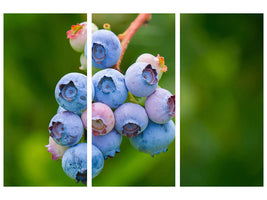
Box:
[62,143,87,184]
[114,103,148,138]
[92,68,128,109]
[92,129,122,159]
[57,106,82,116]
[92,144,104,178]
[92,83,95,101]
[129,120,175,157]
[57,106,67,114]
[145,88,175,124]
[92,102,115,136]
[125,62,158,97]
[136,53,167,80]
[55,72,87,113]
[92,29,121,69]
[48,111,84,147]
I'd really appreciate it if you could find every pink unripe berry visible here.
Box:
[92,102,115,136]
[67,22,87,52]
[81,108,87,129]
[45,136,69,161]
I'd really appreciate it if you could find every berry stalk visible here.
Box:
[114,13,152,71]
[127,92,140,104]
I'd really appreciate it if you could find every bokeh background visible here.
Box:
[180,14,263,186]
[92,14,175,186]
[4,13,87,186]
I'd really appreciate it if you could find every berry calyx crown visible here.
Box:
[157,54,167,72]
[67,23,85,39]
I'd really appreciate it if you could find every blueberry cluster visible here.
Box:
[91,23,175,178]
[46,22,87,184]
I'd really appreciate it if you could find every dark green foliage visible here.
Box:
[180,14,263,186]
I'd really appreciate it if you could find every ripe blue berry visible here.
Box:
[92,82,95,101]
[92,129,122,159]
[57,106,82,116]
[125,62,158,97]
[114,103,148,138]
[92,68,128,109]
[62,143,87,184]
[92,29,121,69]
[129,120,175,157]
[57,106,66,114]
[145,88,175,124]
[55,72,87,113]
[136,53,167,80]
[92,144,104,178]
[48,111,84,147]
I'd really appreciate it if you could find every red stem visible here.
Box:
[114,13,151,71]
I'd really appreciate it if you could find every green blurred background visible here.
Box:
[180,14,263,186]
[92,14,175,186]
[4,13,87,186]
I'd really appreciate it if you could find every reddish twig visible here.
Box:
[113,13,151,71]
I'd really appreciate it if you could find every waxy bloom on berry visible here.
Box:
[48,111,84,147]
[92,29,121,69]
[55,72,87,113]
[62,143,87,184]
[92,68,128,109]
[145,88,175,124]
[125,62,158,97]
[114,103,148,138]
[92,129,122,159]
[130,120,175,157]
[92,144,104,178]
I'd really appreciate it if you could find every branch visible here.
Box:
[114,13,151,71]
